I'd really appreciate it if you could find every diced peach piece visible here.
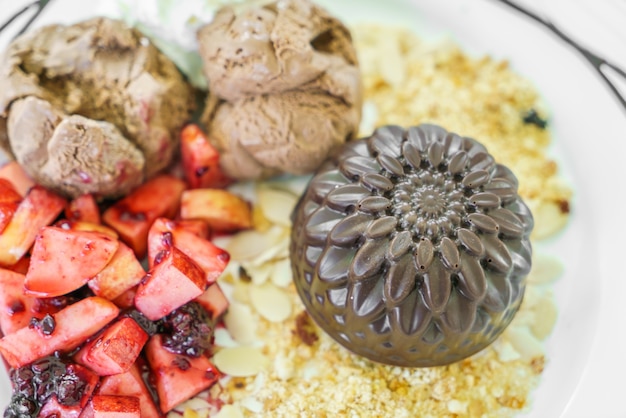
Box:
[66,193,101,224]
[24,226,119,297]
[39,395,84,418]
[135,248,206,320]
[0,161,35,196]
[145,335,221,412]
[180,189,252,232]
[55,219,119,239]
[97,363,161,418]
[0,296,119,368]
[0,185,66,267]
[180,124,231,189]
[80,395,141,418]
[102,175,186,258]
[196,283,229,321]
[88,242,145,301]
[147,218,229,284]
[0,269,35,335]
[75,317,148,375]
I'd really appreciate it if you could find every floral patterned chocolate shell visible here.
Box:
[289,124,534,367]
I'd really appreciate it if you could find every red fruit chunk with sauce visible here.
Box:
[0,296,119,368]
[88,242,145,301]
[147,218,229,284]
[97,363,162,418]
[102,175,186,258]
[180,124,231,189]
[145,335,221,413]
[55,219,119,239]
[134,247,206,320]
[0,269,35,335]
[0,178,22,233]
[74,317,149,376]
[0,185,66,267]
[0,161,35,196]
[196,283,229,321]
[24,226,119,297]
[66,193,101,224]
[180,189,252,232]
[80,395,141,418]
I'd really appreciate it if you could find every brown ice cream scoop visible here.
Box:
[0,17,195,199]
[198,0,362,180]
[290,124,534,367]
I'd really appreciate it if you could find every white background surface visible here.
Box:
[1,1,625,417]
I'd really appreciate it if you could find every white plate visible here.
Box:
[1,1,625,417]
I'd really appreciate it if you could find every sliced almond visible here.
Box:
[493,340,521,362]
[530,292,558,340]
[528,253,564,285]
[225,227,284,261]
[240,396,264,414]
[214,327,240,348]
[271,258,293,288]
[213,346,268,377]
[213,404,244,418]
[249,283,292,323]
[505,326,544,360]
[224,302,258,345]
[241,261,273,285]
[257,186,298,227]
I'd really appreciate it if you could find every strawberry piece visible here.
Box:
[180,124,231,189]
[97,363,162,418]
[196,283,229,321]
[180,189,252,232]
[66,193,101,224]
[0,269,35,335]
[55,219,119,239]
[135,248,206,320]
[88,242,145,301]
[74,317,149,376]
[0,161,35,196]
[0,185,66,267]
[147,218,229,284]
[102,175,186,258]
[0,296,119,368]
[24,226,119,297]
[145,335,220,413]
[80,395,141,418]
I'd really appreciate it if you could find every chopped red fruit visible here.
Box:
[176,219,211,239]
[0,178,22,233]
[112,287,138,309]
[147,218,229,284]
[97,363,162,418]
[196,283,229,321]
[145,335,221,413]
[88,242,146,301]
[24,226,119,297]
[180,124,231,189]
[135,248,206,321]
[0,269,35,335]
[4,253,30,274]
[66,193,101,224]
[39,395,86,418]
[80,395,141,418]
[55,219,119,239]
[102,175,186,258]
[75,317,149,376]
[0,161,35,196]
[180,189,252,232]
[0,185,66,267]
[0,296,119,368]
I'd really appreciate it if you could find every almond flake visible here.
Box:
[257,186,298,227]
[249,283,292,323]
[530,292,558,340]
[528,253,564,285]
[213,404,244,418]
[214,327,240,348]
[241,261,273,285]
[225,227,284,261]
[505,326,544,360]
[213,346,268,377]
[224,302,258,345]
[270,258,293,288]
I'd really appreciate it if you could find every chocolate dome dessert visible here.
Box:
[290,124,534,367]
